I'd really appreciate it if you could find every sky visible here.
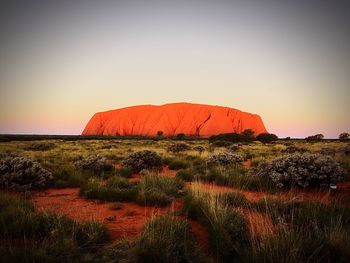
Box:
[0,0,349,138]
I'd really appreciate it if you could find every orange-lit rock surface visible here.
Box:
[82,102,267,137]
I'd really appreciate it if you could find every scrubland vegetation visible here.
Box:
[0,134,349,262]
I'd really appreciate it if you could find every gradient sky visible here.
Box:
[0,0,349,138]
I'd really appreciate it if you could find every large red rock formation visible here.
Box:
[82,103,267,137]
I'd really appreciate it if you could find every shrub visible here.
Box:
[168,158,190,170]
[136,174,183,207]
[168,143,191,154]
[305,134,324,141]
[254,153,346,189]
[176,133,186,139]
[0,156,53,191]
[211,140,233,147]
[339,132,350,140]
[80,177,138,202]
[207,152,243,166]
[282,145,307,154]
[156,130,164,136]
[209,133,243,143]
[240,129,255,142]
[340,145,350,155]
[134,215,206,263]
[320,147,337,156]
[183,186,250,261]
[256,133,278,143]
[74,155,113,175]
[193,145,205,154]
[122,150,162,173]
[24,142,55,151]
[227,144,241,152]
[176,169,194,181]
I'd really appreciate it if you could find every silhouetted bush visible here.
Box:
[305,134,324,141]
[339,132,350,140]
[256,133,278,143]
[211,140,233,147]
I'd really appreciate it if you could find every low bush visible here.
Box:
[256,133,278,143]
[320,147,337,156]
[227,144,241,152]
[0,156,53,191]
[254,153,346,189]
[168,143,191,154]
[136,174,183,207]
[24,142,56,151]
[122,150,162,173]
[193,145,205,154]
[74,155,113,176]
[282,145,307,154]
[305,134,324,141]
[207,152,243,166]
[211,140,233,147]
[209,130,255,144]
[133,215,206,263]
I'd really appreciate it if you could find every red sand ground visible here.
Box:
[31,188,182,239]
[28,160,350,257]
[31,188,210,253]
[82,102,267,137]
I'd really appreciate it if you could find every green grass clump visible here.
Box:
[220,192,249,208]
[183,185,250,261]
[133,215,206,262]
[250,200,350,263]
[136,174,184,207]
[116,167,133,178]
[168,158,190,170]
[52,165,87,188]
[80,177,138,202]
[176,169,194,181]
[0,192,109,263]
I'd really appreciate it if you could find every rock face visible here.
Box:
[82,103,268,137]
